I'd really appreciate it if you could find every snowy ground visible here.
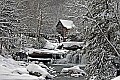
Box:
[0,55,54,80]
[0,55,87,80]
[1,54,118,80]
[111,76,120,80]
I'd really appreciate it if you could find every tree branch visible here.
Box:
[95,22,120,57]
[82,2,120,57]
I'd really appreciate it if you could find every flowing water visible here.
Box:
[48,64,86,80]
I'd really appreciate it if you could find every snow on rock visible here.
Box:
[0,55,19,69]
[44,40,60,50]
[62,42,84,47]
[0,65,12,75]
[38,76,46,80]
[26,48,68,55]
[17,61,28,66]
[61,66,87,77]
[0,74,39,80]
[12,68,29,74]
[0,55,39,80]
[111,76,120,80]
[49,66,57,74]
[71,73,83,77]
[39,62,50,71]
[61,68,70,73]
[0,55,21,75]
[27,63,54,79]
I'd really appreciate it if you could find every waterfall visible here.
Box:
[66,54,72,63]
[72,54,79,64]
[56,50,87,64]
[81,54,87,65]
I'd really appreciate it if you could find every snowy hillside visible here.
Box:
[0,55,54,80]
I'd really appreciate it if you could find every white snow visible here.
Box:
[12,68,29,74]
[44,39,62,50]
[62,41,84,47]
[0,55,39,80]
[0,74,39,80]
[38,76,46,80]
[0,55,55,79]
[61,68,70,73]
[27,63,46,74]
[26,48,68,55]
[0,65,12,75]
[44,39,60,49]
[38,62,50,70]
[0,55,19,70]
[27,63,54,79]
[71,73,83,77]
[111,76,120,80]
[61,65,86,77]
[59,19,76,29]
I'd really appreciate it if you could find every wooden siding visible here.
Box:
[56,21,69,38]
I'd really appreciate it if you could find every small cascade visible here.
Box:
[81,54,87,65]
[56,50,87,65]
[66,54,72,63]
[72,53,79,64]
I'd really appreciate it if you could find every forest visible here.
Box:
[0,0,120,80]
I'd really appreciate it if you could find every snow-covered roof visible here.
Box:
[59,19,76,29]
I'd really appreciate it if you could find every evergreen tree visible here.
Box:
[81,0,120,80]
